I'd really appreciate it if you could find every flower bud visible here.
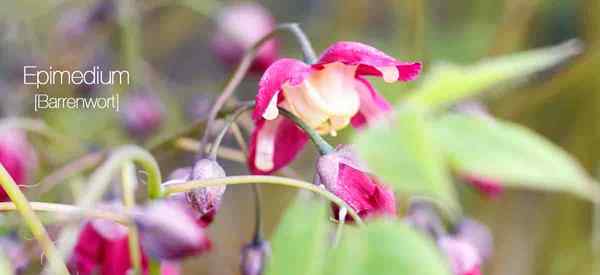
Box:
[438,236,482,275]
[463,174,503,198]
[240,240,270,275]
[405,201,445,239]
[121,90,164,138]
[0,129,37,201]
[0,235,28,274]
[211,3,278,72]
[183,159,227,225]
[454,219,493,261]
[134,201,211,260]
[316,145,396,220]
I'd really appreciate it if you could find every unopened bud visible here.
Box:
[135,201,211,260]
[405,201,445,239]
[121,90,164,138]
[185,159,227,225]
[240,240,270,275]
[454,219,493,261]
[438,236,482,275]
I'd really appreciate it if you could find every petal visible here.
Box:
[248,117,309,174]
[331,163,396,219]
[70,223,105,275]
[350,77,392,128]
[464,174,503,198]
[253,58,311,121]
[316,41,422,82]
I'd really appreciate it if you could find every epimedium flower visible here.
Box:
[70,215,183,274]
[0,129,37,201]
[134,201,212,261]
[438,236,483,275]
[211,3,279,72]
[315,145,396,220]
[163,159,227,226]
[121,90,165,139]
[248,41,421,174]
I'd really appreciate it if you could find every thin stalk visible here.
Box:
[175,138,246,163]
[0,202,128,224]
[117,0,144,89]
[0,164,70,275]
[278,108,334,155]
[121,162,142,275]
[333,207,347,247]
[163,175,363,226]
[209,102,255,160]
[251,184,263,243]
[197,23,318,159]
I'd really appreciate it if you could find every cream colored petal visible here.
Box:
[255,119,281,171]
[262,92,280,120]
[379,66,399,83]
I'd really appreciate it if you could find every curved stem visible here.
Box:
[0,118,85,151]
[0,202,128,224]
[209,101,255,160]
[163,175,363,226]
[197,23,317,159]
[121,162,142,275]
[0,164,70,275]
[278,108,334,155]
[287,23,318,64]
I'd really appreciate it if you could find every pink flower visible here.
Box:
[438,237,482,275]
[121,91,164,139]
[0,129,37,201]
[316,145,396,220]
[70,217,184,274]
[248,41,421,174]
[463,174,503,198]
[211,3,279,72]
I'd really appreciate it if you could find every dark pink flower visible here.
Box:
[211,3,279,72]
[463,174,503,198]
[70,218,181,275]
[438,237,482,275]
[121,91,164,139]
[248,42,421,174]
[0,129,37,201]
[134,201,212,260]
[316,145,396,220]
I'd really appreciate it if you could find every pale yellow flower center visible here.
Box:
[279,62,361,136]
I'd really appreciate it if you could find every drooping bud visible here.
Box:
[463,174,503,198]
[121,90,164,139]
[134,201,211,261]
[0,235,28,274]
[438,237,482,275]
[316,145,396,220]
[0,129,37,201]
[405,201,445,239]
[240,240,270,275]
[211,3,278,72]
[184,159,227,225]
[454,219,493,261]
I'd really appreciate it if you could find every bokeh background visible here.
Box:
[1,0,599,274]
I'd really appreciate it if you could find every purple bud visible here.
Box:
[240,240,270,275]
[438,236,482,275]
[134,201,211,260]
[185,159,227,225]
[121,91,164,138]
[454,219,493,261]
[405,201,445,239]
[0,236,28,274]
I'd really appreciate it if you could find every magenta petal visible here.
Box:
[248,117,309,175]
[464,174,503,198]
[316,41,421,81]
[70,223,105,275]
[253,58,311,121]
[330,163,396,220]
[350,77,393,128]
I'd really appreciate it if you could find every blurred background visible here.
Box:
[1,0,599,274]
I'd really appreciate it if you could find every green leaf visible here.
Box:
[434,114,600,202]
[326,220,451,275]
[265,196,329,275]
[409,40,582,110]
[353,103,459,214]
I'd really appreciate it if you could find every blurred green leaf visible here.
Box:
[409,40,582,110]
[326,220,451,275]
[265,196,329,275]
[434,114,600,202]
[0,249,12,275]
[353,103,459,214]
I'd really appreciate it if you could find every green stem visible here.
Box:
[163,175,363,225]
[117,0,144,89]
[121,162,142,275]
[197,23,318,158]
[251,184,263,243]
[209,101,255,160]
[0,164,70,275]
[286,23,318,64]
[278,108,334,155]
[0,202,128,224]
